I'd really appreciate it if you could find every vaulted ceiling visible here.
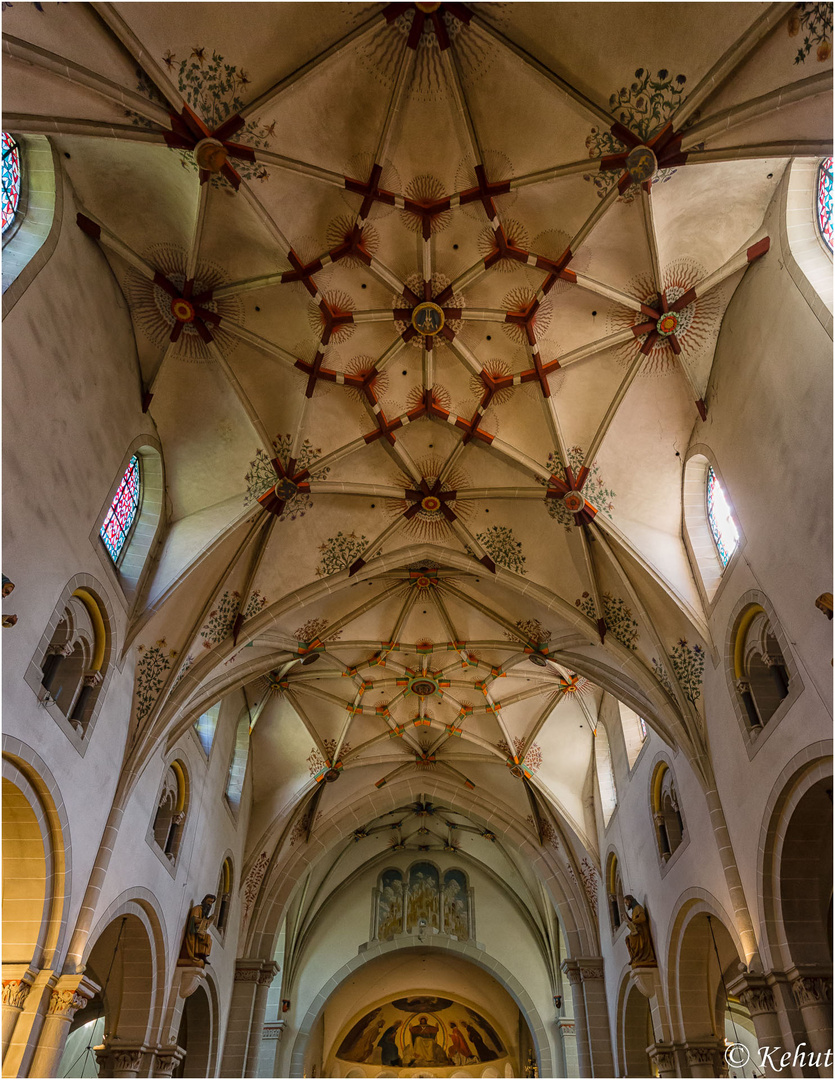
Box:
[5,2,831,892]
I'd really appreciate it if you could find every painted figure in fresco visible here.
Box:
[464,1023,498,1062]
[624,894,657,967]
[352,1017,385,1062]
[448,1022,474,1065]
[378,1022,402,1066]
[178,894,216,966]
[443,877,468,939]
[337,1007,383,1060]
[408,1016,452,1066]
[377,876,404,940]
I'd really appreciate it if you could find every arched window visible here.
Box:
[2,132,21,234]
[215,857,233,935]
[818,157,833,253]
[733,605,790,731]
[151,760,188,865]
[650,762,686,862]
[194,702,220,756]
[225,712,251,815]
[706,467,739,567]
[606,852,626,933]
[100,455,141,564]
[594,723,617,826]
[618,701,648,769]
[40,589,108,736]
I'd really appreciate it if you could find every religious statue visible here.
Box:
[623,894,657,968]
[178,894,216,967]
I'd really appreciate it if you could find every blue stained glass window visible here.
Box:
[100,456,141,563]
[818,157,833,253]
[638,716,647,741]
[706,467,738,567]
[2,132,21,234]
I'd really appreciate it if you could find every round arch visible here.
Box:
[287,938,554,1079]
[245,772,598,963]
[615,968,655,1077]
[756,747,833,972]
[2,740,72,971]
[663,890,746,1044]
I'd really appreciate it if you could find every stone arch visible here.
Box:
[224,707,251,815]
[23,573,117,756]
[246,772,598,965]
[664,890,746,1046]
[177,976,218,1078]
[93,436,165,607]
[682,445,743,606]
[2,739,71,971]
[649,757,686,865]
[779,156,833,335]
[756,746,833,972]
[287,938,553,1079]
[2,133,60,309]
[594,720,617,826]
[80,888,169,1049]
[615,970,654,1078]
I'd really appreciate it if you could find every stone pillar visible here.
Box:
[762,654,789,697]
[561,962,591,1078]
[28,976,98,1079]
[221,960,280,1078]
[790,972,833,1061]
[685,1043,722,1077]
[735,679,762,729]
[728,974,784,1077]
[647,1044,676,1079]
[556,1018,578,1078]
[653,811,671,859]
[578,960,615,1078]
[95,1043,149,1078]
[245,962,280,1078]
[1,977,32,1061]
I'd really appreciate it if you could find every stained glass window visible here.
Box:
[817,157,833,253]
[100,456,141,563]
[2,133,21,234]
[706,467,738,567]
[638,716,647,741]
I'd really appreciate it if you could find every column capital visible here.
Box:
[727,971,777,1015]
[153,1047,185,1077]
[790,973,832,1008]
[47,975,98,1020]
[560,959,582,985]
[647,1044,675,1073]
[556,1019,575,1036]
[1,979,31,1010]
[685,1044,718,1067]
[263,1020,286,1040]
[574,956,605,981]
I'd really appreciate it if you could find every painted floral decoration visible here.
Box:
[575,592,639,650]
[788,3,832,63]
[545,447,616,529]
[243,434,330,517]
[584,68,688,202]
[476,525,527,575]
[498,737,543,773]
[135,639,178,723]
[316,531,370,577]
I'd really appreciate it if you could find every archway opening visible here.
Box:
[621,982,653,1077]
[175,983,213,1078]
[780,778,833,967]
[2,777,47,967]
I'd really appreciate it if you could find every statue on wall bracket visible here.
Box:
[623,894,657,968]
[178,894,216,967]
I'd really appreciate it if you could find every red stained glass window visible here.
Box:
[100,456,141,562]
[2,132,21,234]
[818,157,833,253]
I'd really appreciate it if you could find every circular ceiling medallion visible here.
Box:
[657,312,679,337]
[562,490,585,513]
[411,301,445,336]
[415,574,433,589]
[300,653,319,666]
[529,654,548,667]
[420,495,441,513]
[410,676,438,697]
[193,137,228,173]
[275,477,299,499]
[323,767,341,783]
[625,145,657,184]
[171,297,195,323]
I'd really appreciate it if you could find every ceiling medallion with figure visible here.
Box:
[411,301,445,336]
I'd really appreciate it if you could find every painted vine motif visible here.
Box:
[528,814,559,850]
[507,618,552,645]
[131,48,276,182]
[316,531,374,577]
[651,658,675,697]
[172,653,195,690]
[135,639,178,724]
[475,525,527,575]
[584,68,689,202]
[669,639,705,703]
[243,434,329,517]
[575,592,639,650]
[200,590,241,648]
[788,3,832,63]
[242,851,270,920]
[307,738,352,776]
[497,737,543,773]
[567,856,599,916]
[242,590,268,621]
[545,447,616,528]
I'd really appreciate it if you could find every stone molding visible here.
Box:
[263,1021,286,1040]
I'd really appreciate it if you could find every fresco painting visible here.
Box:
[335,997,506,1070]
